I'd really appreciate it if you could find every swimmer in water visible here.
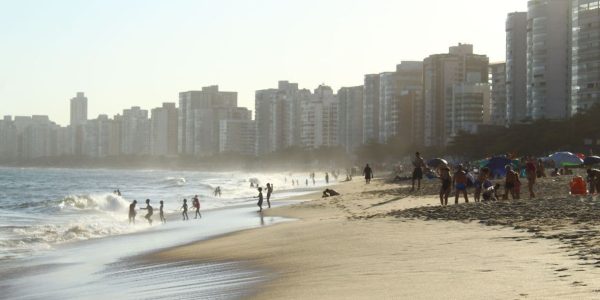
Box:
[139,199,153,225]
[128,200,137,224]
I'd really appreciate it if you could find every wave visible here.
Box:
[58,194,130,212]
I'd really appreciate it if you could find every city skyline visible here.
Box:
[1,0,526,126]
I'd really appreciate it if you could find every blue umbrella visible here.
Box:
[548,152,583,167]
[584,156,600,166]
[484,157,512,177]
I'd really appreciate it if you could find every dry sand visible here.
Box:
[152,176,600,299]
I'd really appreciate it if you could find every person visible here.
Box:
[551,168,560,177]
[181,199,189,220]
[504,165,520,200]
[474,167,490,203]
[322,188,340,197]
[214,187,219,197]
[363,164,373,184]
[117,189,121,196]
[481,181,498,201]
[305,179,308,186]
[128,200,137,224]
[192,195,201,219]
[159,200,166,224]
[266,183,273,208]
[453,165,469,204]
[217,186,222,197]
[587,168,600,194]
[256,187,264,212]
[536,159,546,178]
[411,152,426,191]
[525,157,537,199]
[139,199,153,225]
[439,166,452,206]
[325,172,329,184]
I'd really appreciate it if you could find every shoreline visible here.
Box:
[151,177,600,299]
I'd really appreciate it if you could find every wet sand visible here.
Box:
[153,176,600,299]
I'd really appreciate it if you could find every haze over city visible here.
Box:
[1,0,526,126]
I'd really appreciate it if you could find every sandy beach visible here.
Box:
[152,175,600,299]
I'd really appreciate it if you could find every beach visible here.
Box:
[153,176,600,299]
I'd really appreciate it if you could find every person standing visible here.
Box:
[128,200,137,224]
[266,183,273,208]
[504,165,520,200]
[159,200,166,224]
[453,165,469,204]
[587,168,600,194]
[181,199,189,220]
[256,187,264,212]
[363,164,373,184]
[411,152,426,191]
[439,166,452,206]
[325,172,329,184]
[525,157,537,199]
[139,199,154,225]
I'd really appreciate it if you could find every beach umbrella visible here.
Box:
[548,152,584,167]
[427,158,448,169]
[484,157,512,177]
[584,156,600,166]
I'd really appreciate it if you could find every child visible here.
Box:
[257,187,264,212]
[139,199,153,225]
[159,200,166,224]
[181,199,189,220]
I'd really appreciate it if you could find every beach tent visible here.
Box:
[484,157,513,177]
[548,152,584,167]
[584,156,600,166]
[427,158,448,169]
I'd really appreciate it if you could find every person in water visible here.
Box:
[139,199,153,225]
[325,172,329,184]
[181,199,189,220]
[453,165,469,204]
[192,195,201,219]
[129,200,137,224]
[266,183,273,208]
[256,187,264,212]
[159,200,166,224]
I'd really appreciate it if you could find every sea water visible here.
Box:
[0,167,327,299]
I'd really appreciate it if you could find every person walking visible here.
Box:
[192,195,201,219]
[181,199,189,220]
[159,200,166,224]
[266,183,273,208]
[256,187,264,212]
[363,164,373,184]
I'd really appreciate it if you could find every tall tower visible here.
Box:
[526,0,571,120]
[505,11,528,124]
[571,0,600,114]
[70,92,88,126]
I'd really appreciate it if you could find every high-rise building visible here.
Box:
[219,119,257,156]
[255,81,309,155]
[448,83,491,136]
[378,61,423,144]
[422,43,489,146]
[0,116,18,161]
[490,62,508,126]
[70,92,88,126]
[571,0,600,114]
[178,86,237,156]
[362,74,380,144]
[150,103,178,156]
[527,0,571,120]
[337,86,364,153]
[506,12,528,125]
[301,85,338,149]
[121,107,150,155]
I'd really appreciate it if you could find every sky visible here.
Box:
[0,0,527,126]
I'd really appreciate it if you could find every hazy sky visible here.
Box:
[0,0,527,126]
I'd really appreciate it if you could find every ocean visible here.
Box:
[0,167,327,299]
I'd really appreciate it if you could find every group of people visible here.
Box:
[255,183,274,212]
[128,199,166,225]
[128,194,202,224]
